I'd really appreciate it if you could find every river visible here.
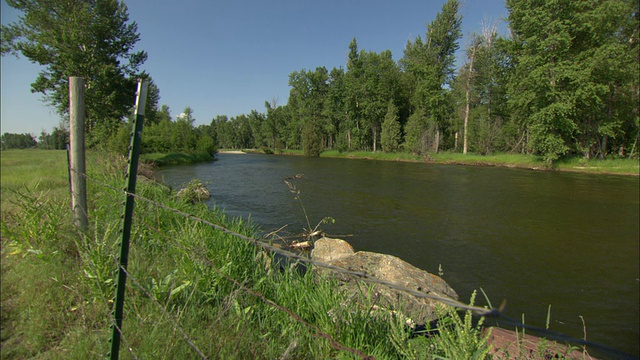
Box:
[158,153,639,357]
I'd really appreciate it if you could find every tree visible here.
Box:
[144,79,161,125]
[2,0,147,140]
[287,67,330,152]
[0,133,36,149]
[381,101,402,152]
[404,108,427,154]
[462,35,481,154]
[344,38,364,150]
[174,106,197,152]
[359,50,402,152]
[323,67,347,150]
[401,0,462,153]
[302,119,323,157]
[506,0,638,162]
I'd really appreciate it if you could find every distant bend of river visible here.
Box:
[158,153,640,357]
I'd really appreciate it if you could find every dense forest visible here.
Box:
[208,0,639,162]
[2,0,638,163]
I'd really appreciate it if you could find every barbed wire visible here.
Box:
[109,320,139,360]
[78,169,493,315]
[75,168,637,360]
[118,265,209,360]
[139,215,373,359]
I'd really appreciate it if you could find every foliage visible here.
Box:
[381,101,402,152]
[302,120,323,157]
[2,0,147,139]
[506,0,639,161]
[422,292,492,359]
[0,132,37,150]
[142,105,218,156]
[37,127,69,150]
[195,0,637,165]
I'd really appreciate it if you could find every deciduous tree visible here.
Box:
[2,0,147,141]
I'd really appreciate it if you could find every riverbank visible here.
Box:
[259,148,639,176]
[0,149,494,358]
[141,151,215,166]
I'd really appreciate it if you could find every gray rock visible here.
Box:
[311,238,458,325]
[311,237,354,262]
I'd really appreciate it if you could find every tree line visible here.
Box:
[207,0,638,162]
[2,0,638,162]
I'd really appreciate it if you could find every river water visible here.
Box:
[158,153,639,357]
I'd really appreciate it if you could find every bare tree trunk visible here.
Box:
[463,41,478,155]
[372,125,377,152]
[434,124,440,153]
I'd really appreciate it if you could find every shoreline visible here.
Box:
[218,149,639,177]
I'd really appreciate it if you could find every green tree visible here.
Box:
[506,0,638,162]
[2,0,147,141]
[404,108,427,154]
[359,50,402,152]
[323,67,348,150]
[263,99,282,151]
[173,106,197,152]
[144,79,161,125]
[302,119,323,157]
[211,115,236,149]
[344,38,364,150]
[401,0,462,153]
[0,133,37,150]
[381,101,402,152]
[287,67,330,151]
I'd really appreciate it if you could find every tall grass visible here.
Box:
[2,149,499,358]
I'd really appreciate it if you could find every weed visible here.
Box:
[283,174,335,243]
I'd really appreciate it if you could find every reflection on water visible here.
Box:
[159,153,640,357]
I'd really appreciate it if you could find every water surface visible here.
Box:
[159,153,639,357]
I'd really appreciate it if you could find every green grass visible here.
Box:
[2,149,595,359]
[1,149,500,359]
[554,156,640,174]
[266,148,639,176]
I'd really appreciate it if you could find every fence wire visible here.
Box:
[74,168,636,360]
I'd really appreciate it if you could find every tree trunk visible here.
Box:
[463,41,478,155]
[434,124,440,153]
[599,135,608,160]
[372,125,378,152]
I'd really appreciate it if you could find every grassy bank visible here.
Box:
[1,149,497,359]
[271,149,639,176]
[141,151,215,166]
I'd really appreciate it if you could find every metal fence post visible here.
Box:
[109,79,149,360]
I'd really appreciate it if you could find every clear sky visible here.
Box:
[1,0,509,136]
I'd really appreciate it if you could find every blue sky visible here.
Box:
[1,0,509,135]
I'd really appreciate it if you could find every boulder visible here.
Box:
[311,238,458,326]
[311,237,354,262]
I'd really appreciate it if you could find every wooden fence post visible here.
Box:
[69,76,88,231]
